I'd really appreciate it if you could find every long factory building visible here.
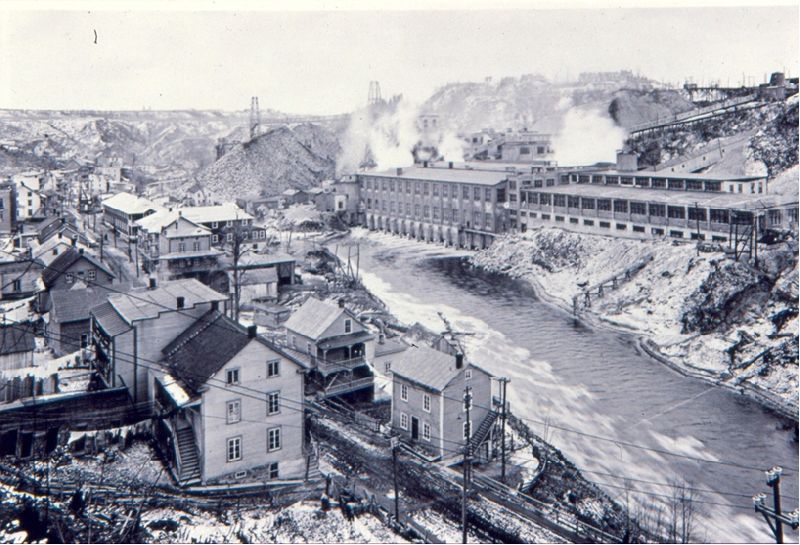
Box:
[354,157,796,248]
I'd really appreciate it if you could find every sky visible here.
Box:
[0,2,797,114]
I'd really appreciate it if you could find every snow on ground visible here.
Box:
[472,227,798,407]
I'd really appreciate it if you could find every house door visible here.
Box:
[411,416,419,441]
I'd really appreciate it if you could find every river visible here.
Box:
[331,232,799,543]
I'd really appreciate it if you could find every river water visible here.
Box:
[331,233,798,543]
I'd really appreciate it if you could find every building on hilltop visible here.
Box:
[151,311,310,486]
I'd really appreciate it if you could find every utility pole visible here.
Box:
[391,436,400,522]
[498,377,509,483]
[753,466,799,543]
[462,386,472,544]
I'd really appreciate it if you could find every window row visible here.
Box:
[363,179,497,201]
[226,429,282,463]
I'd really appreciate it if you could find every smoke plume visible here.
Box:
[552,107,628,166]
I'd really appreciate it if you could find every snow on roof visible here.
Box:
[391,344,475,392]
[365,166,510,186]
[574,168,767,182]
[180,203,253,224]
[107,278,228,324]
[101,192,161,215]
[284,297,349,341]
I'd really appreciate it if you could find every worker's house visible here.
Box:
[135,209,223,289]
[46,285,126,357]
[151,311,310,486]
[222,252,297,305]
[283,297,375,400]
[0,324,36,372]
[371,333,409,400]
[391,345,499,461]
[0,259,44,301]
[38,247,115,312]
[90,278,229,403]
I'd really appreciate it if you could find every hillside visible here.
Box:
[0,109,247,175]
[198,124,341,201]
[608,89,695,129]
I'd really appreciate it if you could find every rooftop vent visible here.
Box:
[176,296,185,309]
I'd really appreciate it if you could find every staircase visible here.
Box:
[469,411,499,452]
[176,427,201,485]
[305,440,321,481]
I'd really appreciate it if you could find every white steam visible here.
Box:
[552,108,628,166]
[337,97,465,174]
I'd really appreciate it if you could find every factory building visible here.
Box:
[357,163,510,250]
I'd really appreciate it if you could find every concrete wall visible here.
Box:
[200,340,305,483]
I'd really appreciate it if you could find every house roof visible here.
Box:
[91,301,131,336]
[50,284,130,324]
[0,324,36,356]
[42,247,115,289]
[180,203,254,224]
[101,192,161,215]
[574,168,767,183]
[135,209,210,236]
[106,278,227,324]
[162,310,306,397]
[284,297,354,341]
[374,336,409,357]
[391,344,490,392]
[364,166,510,186]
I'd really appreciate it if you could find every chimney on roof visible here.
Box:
[455,353,464,369]
[396,167,403,176]
[71,238,76,247]
[448,162,454,169]
[247,324,257,338]
[378,333,385,345]
[176,296,185,309]
[149,277,157,290]
[338,298,345,308]
[78,248,84,255]
[58,233,62,240]
[211,300,219,312]
[423,160,428,168]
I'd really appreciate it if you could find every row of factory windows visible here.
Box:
[520,211,729,241]
[521,192,735,223]
[570,173,764,194]
[368,206,495,229]
[362,178,505,202]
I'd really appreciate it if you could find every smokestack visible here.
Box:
[247,324,257,338]
[176,296,185,309]
[396,167,403,176]
[455,353,464,369]
[149,277,157,290]
[448,162,454,169]
[423,160,428,168]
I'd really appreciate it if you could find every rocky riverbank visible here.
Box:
[471,228,799,422]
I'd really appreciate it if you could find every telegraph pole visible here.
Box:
[391,436,400,522]
[753,466,799,543]
[498,377,509,483]
[462,386,472,544]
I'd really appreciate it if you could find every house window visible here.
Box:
[423,393,431,412]
[400,384,408,401]
[344,319,352,333]
[267,462,279,480]
[65,273,74,284]
[306,342,312,354]
[226,368,240,385]
[212,234,219,243]
[192,242,200,251]
[267,391,280,415]
[267,360,280,377]
[178,242,186,252]
[384,362,391,373]
[465,370,472,380]
[423,422,431,441]
[400,412,408,430]
[226,436,242,462]
[211,221,218,229]
[227,400,241,424]
[12,279,20,292]
[226,233,233,242]
[267,427,281,451]
[87,269,96,281]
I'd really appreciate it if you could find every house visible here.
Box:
[28,235,92,267]
[0,260,44,301]
[47,285,125,356]
[283,297,375,400]
[223,252,296,304]
[0,183,16,234]
[281,188,310,206]
[11,172,44,221]
[391,345,498,461]
[101,192,162,242]
[135,209,222,286]
[180,204,266,252]
[151,311,309,486]
[371,333,409,400]
[0,324,36,372]
[90,278,229,403]
[40,247,115,311]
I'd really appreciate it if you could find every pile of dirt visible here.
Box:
[199,124,341,201]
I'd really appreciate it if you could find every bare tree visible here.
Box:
[221,217,252,322]
[666,480,698,544]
